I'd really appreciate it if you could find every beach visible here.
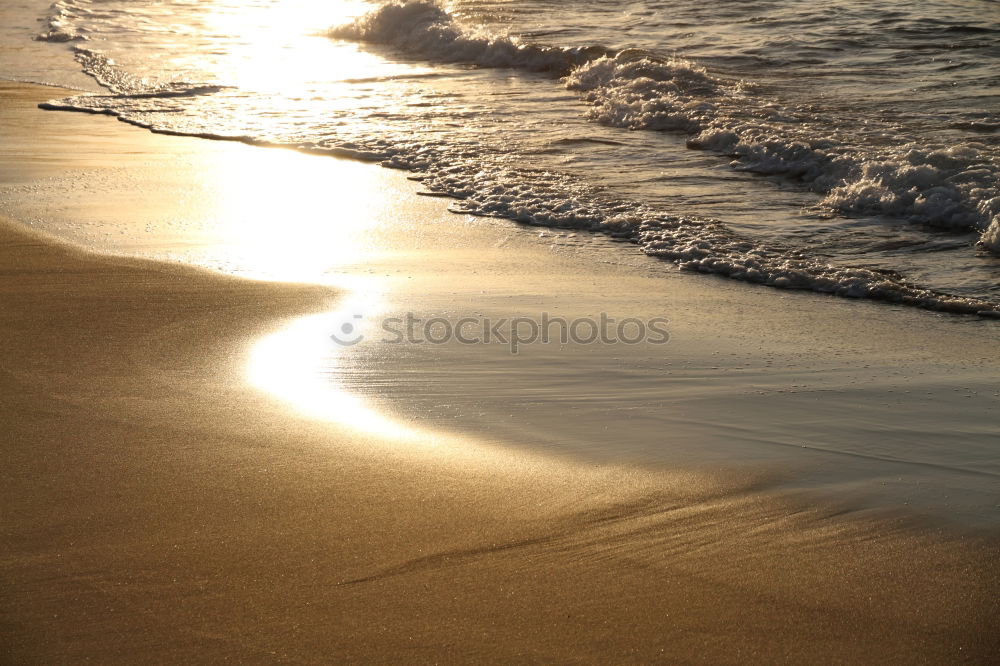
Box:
[1,81,999,662]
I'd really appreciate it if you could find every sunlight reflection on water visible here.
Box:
[189,133,423,438]
[200,0,392,93]
[247,301,423,441]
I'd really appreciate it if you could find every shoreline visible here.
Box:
[4,78,999,530]
[2,80,999,662]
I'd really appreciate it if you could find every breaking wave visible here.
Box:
[334,2,1000,255]
[35,1,87,42]
[328,2,608,73]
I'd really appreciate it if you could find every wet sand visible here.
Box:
[1,81,999,663]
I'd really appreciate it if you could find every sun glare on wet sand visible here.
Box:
[247,306,423,441]
[212,147,418,438]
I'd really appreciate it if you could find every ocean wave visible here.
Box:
[332,3,1000,254]
[34,29,86,43]
[328,1,608,73]
[566,55,1000,253]
[72,47,146,94]
[352,143,999,314]
[71,47,229,100]
[35,1,87,42]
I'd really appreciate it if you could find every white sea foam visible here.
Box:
[328,1,605,73]
[34,1,87,42]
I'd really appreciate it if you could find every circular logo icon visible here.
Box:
[330,314,365,346]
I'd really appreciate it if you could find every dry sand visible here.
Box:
[1,81,999,663]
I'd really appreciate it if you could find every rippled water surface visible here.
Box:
[22,0,1000,311]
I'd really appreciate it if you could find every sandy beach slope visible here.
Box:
[1,82,999,663]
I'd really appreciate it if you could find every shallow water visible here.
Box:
[7,0,998,314]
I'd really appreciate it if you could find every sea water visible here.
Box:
[13,0,1000,313]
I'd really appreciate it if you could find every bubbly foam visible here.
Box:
[329,1,606,73]
[34,1,86,42]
